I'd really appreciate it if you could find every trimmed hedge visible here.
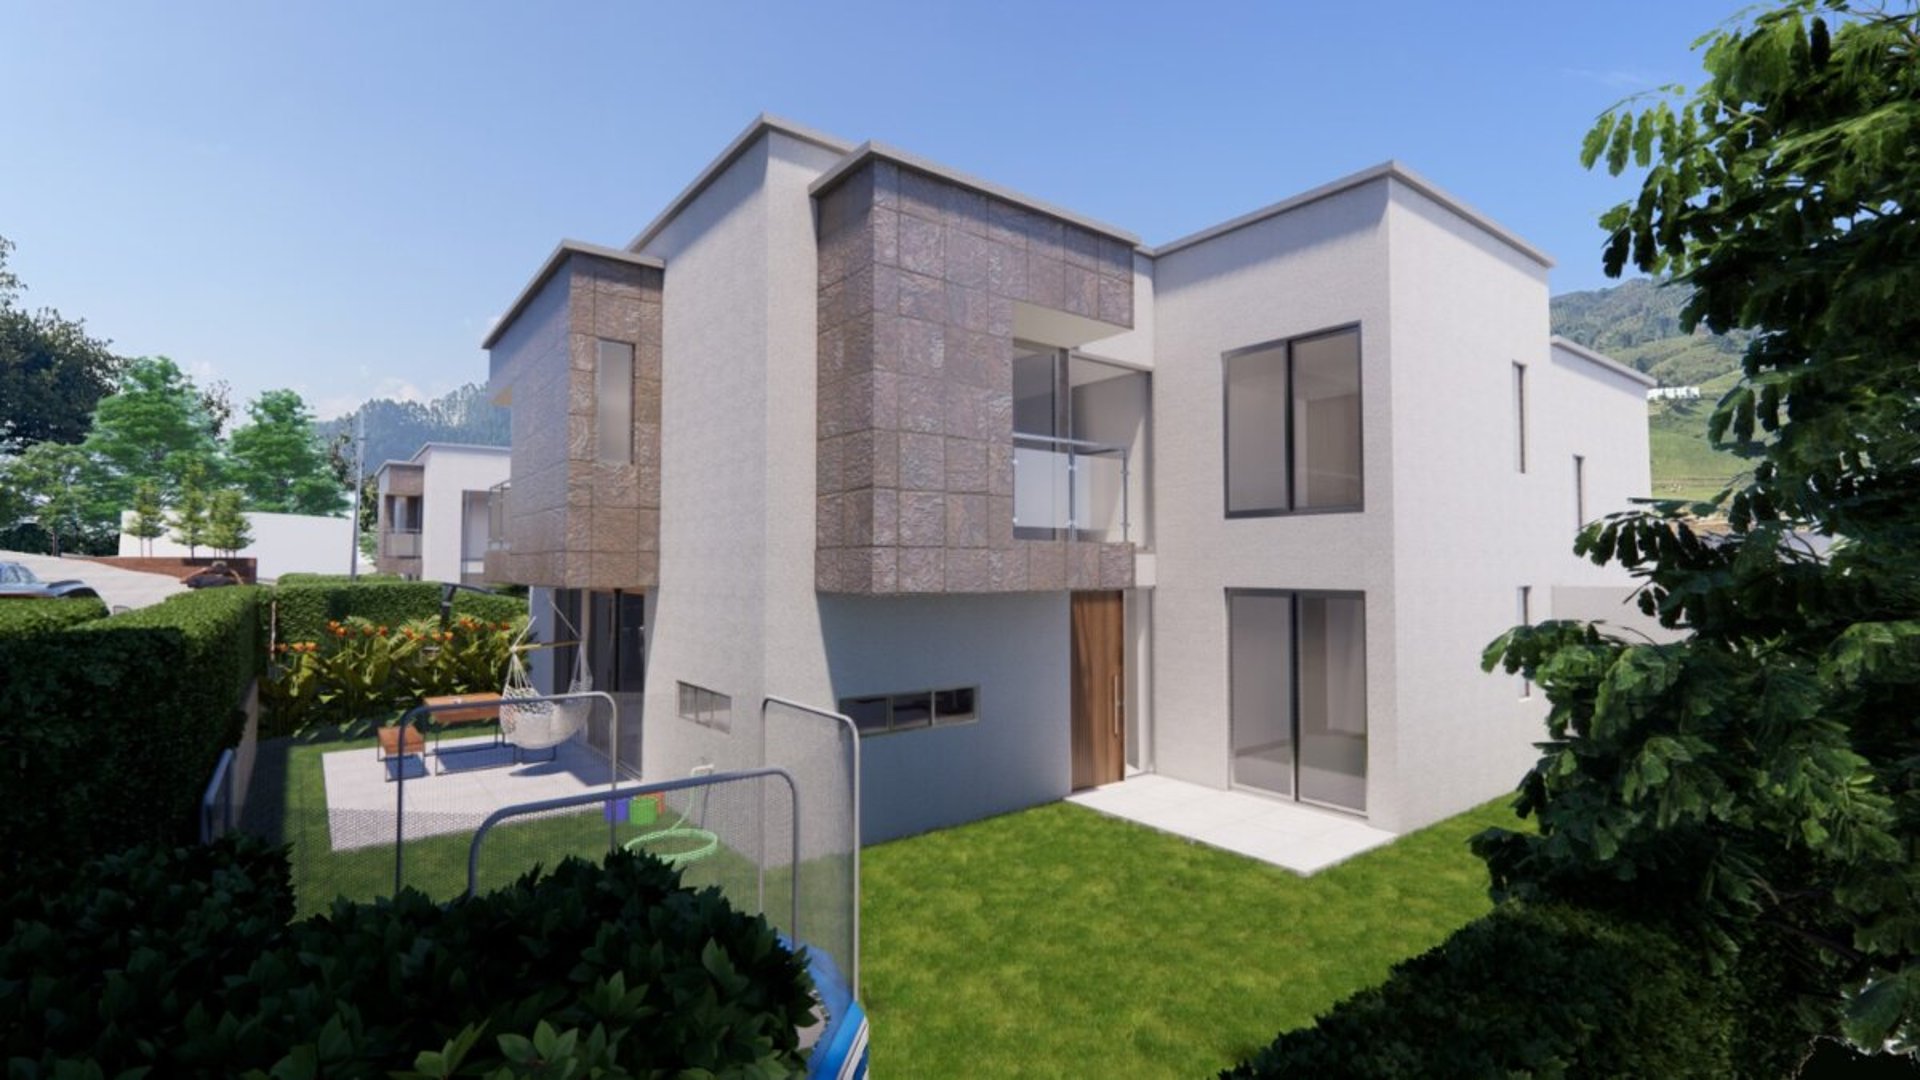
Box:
[1223,903,1810,1079]
[1,838,816,1077]
[0,596,107,637]
[270,579,525,646]
[0,586,264,872]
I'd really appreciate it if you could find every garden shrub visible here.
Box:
[0,837,817,1078]
[0,596,107,637]
[269,579,524,647]
[262,612,523,732]
[0,586,264,872]
[1223,903,1810,1079]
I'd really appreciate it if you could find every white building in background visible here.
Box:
[118,509,357,581]
[372,443,510,584]
[479,115,1653,846]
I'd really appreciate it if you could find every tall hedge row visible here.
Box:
[0,596,108,638]
[1223,903,1810,1079]
[270,579,525,645]
[1,839,817,1077]
[0,586,264,873]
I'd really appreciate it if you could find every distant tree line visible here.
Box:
[0,234,347,556]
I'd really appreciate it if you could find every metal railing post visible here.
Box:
[396,690,621,897]
[760,695,862,996]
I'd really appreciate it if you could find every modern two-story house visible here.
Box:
[480,115,1652,845]
[373,443,511,584]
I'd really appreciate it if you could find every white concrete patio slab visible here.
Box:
[1065,773,1397,874]
[319,734,625,851]
[1,550,187,611]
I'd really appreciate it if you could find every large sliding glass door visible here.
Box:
[1229,590,1367,813]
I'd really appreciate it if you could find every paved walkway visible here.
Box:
[319,735,626,851]
[0,550,187,611]
[1066,773,1397,874]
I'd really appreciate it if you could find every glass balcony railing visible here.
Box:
[380,529,421,559]
[1012,433,1130,544]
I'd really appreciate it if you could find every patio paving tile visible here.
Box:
[1065,774,1396,875]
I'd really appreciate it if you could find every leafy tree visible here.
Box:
[4,442,96,556]
[82,355,223,505]
[205,489,252,557]
[0,234,126,453]
[1481,0,1920,1054]
[227,389,346,516]
[168,463,211,558]
[127,480,166,556]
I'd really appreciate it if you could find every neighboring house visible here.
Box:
[372,443,510,584]
[481,115,1653,844]
[118,509,356,581]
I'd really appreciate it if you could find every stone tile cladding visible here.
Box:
[486,253,662,590]
[815,159,1135,594]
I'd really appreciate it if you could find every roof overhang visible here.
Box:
[482,240,663,350]
[810,140,1142,248]
[1147,160,1554,269]
[1550,334,1657,387]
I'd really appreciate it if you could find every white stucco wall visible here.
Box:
[1147,178,1400,817]
[413,445,509,582]
[819,592,1070,842]
[119,509,357,580]
[1379,180,1564,831]
[637,129,848,789]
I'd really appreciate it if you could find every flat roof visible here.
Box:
[481,240,663,350]
[809,140,1142,246]
[626,113,855,255]
[411,442,512,460]
[1146,160,1554,269]
[1550,335,1657,387]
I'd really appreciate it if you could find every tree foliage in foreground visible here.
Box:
[1482,0,1920,1053]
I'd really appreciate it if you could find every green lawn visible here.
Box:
[250,734,772,918]
[861,799,1522,1079]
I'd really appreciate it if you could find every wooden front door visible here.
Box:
[1071,590,1126,791]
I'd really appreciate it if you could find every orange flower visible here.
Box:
[362,625,375,637]
[378,626,389,637]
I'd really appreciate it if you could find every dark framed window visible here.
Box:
[1228,589,1367,813]
[837,686,980,737]
[1224,326,1362,516]
[676,681,731,733]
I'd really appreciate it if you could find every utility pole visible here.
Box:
[347,410,364,580]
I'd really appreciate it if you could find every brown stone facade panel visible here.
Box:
[815,159,1135,594]
[489,251,662,591]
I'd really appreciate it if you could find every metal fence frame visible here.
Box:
[199,747,237,844]
[761,695,861,994]
[391,690,622,894]
[464,766,803,935]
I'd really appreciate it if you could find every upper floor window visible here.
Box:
[595,339,634,464]
[1512,362,1529,473]
[1224,326,1362,516]
[1573,454,1587,528]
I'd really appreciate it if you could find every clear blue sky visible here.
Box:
[1,1,1737,418]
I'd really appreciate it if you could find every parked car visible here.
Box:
[0,561,100,600]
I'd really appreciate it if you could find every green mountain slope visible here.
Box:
[313,382,508,478]
[1550,279,1749,502]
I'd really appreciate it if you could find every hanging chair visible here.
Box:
[500,604,593,753]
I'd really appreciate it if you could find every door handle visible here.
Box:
[1112,674,1123,738]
